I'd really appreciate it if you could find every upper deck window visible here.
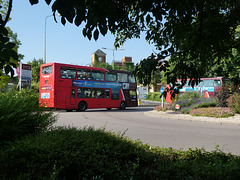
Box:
[77,69,91,80]
[92,70,104,81]
[129,74,136,83]
[117,73,128,83]
[204,80,213,87]
[214,80,221,87]
[106,72,117,82]
[61,67,76,79]
[42,66,52,75]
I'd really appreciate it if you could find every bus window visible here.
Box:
[204,80,213,87]
[214,80,221,87]
[92,70,105,81]
[42,66,52,74]
[129,74,136,83]
[72,89,75,98]
[117,73,128,82]
[61,67,76,79]
[111,89,119,100]
[198,80,203,87]
[92,88,104,98]
[106,72,117,82]
[77,88,91,98]
[77,69,91,80]
[106,89,110,99]
[130,90,137,99]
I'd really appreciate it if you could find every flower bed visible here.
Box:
[189,107,234,118]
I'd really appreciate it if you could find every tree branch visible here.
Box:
[1,0,13,27]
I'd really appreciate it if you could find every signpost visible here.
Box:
[137,86,148,99]
[160,87,164,108]
[17,62,32,90]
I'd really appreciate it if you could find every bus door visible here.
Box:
[91,88,105,108]
[124,89,138,107]
[70,88,76,105]
[65,88,76,108]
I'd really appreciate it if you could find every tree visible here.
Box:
[29,0,240,89]
[0,0,18,77]
[27,58,43,83]
[27,58,43,92]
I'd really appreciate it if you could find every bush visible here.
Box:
[0,89,57,146]
[227,92,240,114]
[177,92,203,101]
[1,127,240,179]
[215,85,230,107]
[146,92,162,102]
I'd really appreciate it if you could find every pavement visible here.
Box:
[139,99,240,125]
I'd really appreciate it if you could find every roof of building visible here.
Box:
[92,49,106,55]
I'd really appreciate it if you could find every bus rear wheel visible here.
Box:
[78,101,87,111]
[119,102,126,110]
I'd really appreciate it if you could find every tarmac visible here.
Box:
[139,100,240,125]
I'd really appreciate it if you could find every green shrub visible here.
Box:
[1,127,240,179]
[227,92,240,114]
[146,92,162,102]
[0,89,57,146]
[215,85,230,107]
[177,92,203,101]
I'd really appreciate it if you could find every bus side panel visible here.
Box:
[55,87,76,110]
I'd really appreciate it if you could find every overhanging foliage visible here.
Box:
[29,0,240,88]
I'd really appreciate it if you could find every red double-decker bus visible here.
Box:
[39,62,138,111]
[166,77,231,103]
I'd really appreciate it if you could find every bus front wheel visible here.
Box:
[78,101,87,111]
[120,102,126,110]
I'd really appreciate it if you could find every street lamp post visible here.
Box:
[44,14,60,64]
[44,15,53,64]
[102,47,124,70]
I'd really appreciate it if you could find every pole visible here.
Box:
[112,49,115,70]
[161,87,164,108]
[44,15,53,64]
[19,62,22,91]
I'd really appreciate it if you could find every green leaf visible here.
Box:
[87,30,92,40]
[75,15,83,27]
[93,29,99,41]
[45,0,51,5]
[8,50,18,60]
[29,0,39,5]
[146,14,151,25]
[4,65,11,75]
[0,27,8,36]
[6,42,16,50]
[99,24,108,36]
[82,28,87,37]
[61,17,66,26]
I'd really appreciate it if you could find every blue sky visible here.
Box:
[8,0,157,66]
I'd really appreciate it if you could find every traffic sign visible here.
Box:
[175,104,180,110]
[160,87,164,94]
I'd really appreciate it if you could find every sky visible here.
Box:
[8,0,157,66]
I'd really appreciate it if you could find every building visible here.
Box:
[91,49,106,66]
[91,49,134,68]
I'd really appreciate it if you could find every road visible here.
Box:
[55,106,240,155]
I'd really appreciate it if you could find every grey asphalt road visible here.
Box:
[54,106,240,155]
